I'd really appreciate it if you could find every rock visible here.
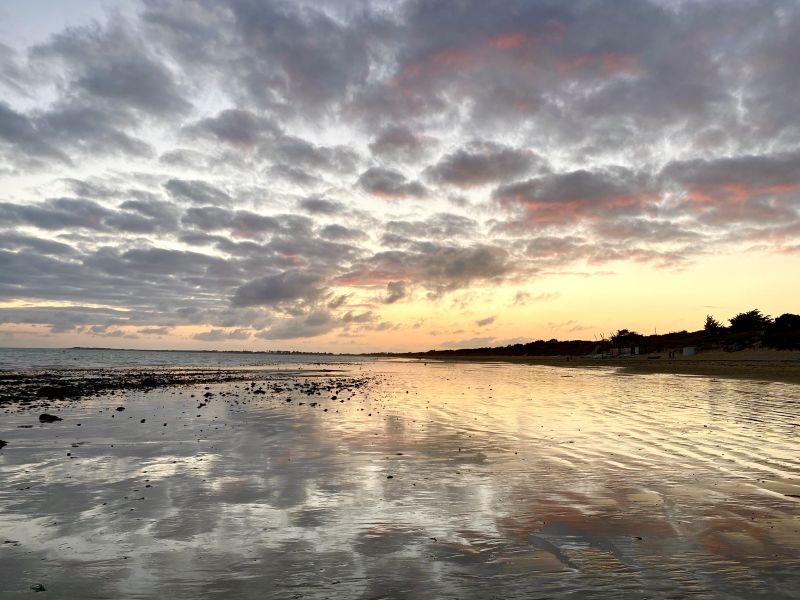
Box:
[0,440,6,449]
[39,414,62,423]
[115,407,125,412]
[31,584,47,592]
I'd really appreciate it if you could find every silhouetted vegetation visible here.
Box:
[704,315,722,335]
[765,313,800,350]
[610,329,644,346]
[397,309,800,358]
[728,309,771,333]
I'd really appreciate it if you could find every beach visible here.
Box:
[1,356,799,598]
[412,349,800,385]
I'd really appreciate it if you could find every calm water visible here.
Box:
[1,360,798,598]
[0,347,365,370]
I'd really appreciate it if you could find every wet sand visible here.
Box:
[415,349,800,385]
[1,361,799,598]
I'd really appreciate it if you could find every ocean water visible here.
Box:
[0,347,366,370]
[0,360,798,598]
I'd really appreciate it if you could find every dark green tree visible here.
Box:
[765,313,800,350]
[728,309,771,332]
[610,329,643,345]
[704,315,722,335]
[773,313,800,330]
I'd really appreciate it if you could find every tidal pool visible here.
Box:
[1,360,798,598]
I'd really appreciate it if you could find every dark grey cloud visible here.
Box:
[0,196,179,235]
[256,310,337,340]
[369,125,431,161]
[0,197,112,231]
[475,315,496,327]
[341,310,375,324]
[384,213,477,241]
[164,179,232,205]
[0,305,130,334]
[659,149,800,224]
[594,219,699,243]
[341,243,510,296]
[426,141,540,187]
[298,197,343,215]
[181,207,280,235]
[319,224,366,241]
[383,281,408,304]
[493,167,651,227]
[61,178,116,199]
[188,109,279,147]
[358,167,427,198]
[232,271,325,308]
[271,136,360,174]
[119,197,181,226]
[0,231,75,256]
[31,21,190,116]
[40,103,153,158]
[0,101,70,164]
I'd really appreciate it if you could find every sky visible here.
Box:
[1,0,799,352]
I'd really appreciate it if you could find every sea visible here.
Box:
[0,346,367,370]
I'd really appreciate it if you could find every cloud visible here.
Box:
[0,231,75,255]
[0,101,70,164]
[369,125,431,161]
[31,21,190,116]
[384,213,477,241]
[164,179,232,205]
[232,271,325,308]
[139,327,172,335]
[193,328,251,341]
[341,243,510,296]
[298,197,343,215]
[342,310,375,324]
[1,0,799,345]
[659,150,800,225]
[358,167,428,198]
[256,310,337,340]
[513,291,560,305]
[188,108,278,147]
[475,315,496,327]
[319,224,365,241]
[493,167,652,226]
[426,141,540,187]
[383,281,407,304]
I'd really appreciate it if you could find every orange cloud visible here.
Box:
[431,48,474,67]
[688,182,800,205]
[490,32,527,49]
[559,52,641,75]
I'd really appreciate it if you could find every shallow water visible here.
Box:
[1,360,798,599]
[0,347,365,370]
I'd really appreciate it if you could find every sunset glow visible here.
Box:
[1,0,798,351]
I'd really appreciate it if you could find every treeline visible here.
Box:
[701,309,800,351]
[402,309,800,358]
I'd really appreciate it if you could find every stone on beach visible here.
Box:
[39,413,62,423]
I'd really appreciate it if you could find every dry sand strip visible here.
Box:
[411,350,800,385]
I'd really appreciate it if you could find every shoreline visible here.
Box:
[405,350,800,385]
